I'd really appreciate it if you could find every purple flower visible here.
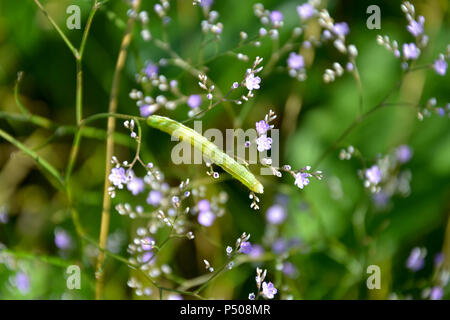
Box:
[262,281,277,299]
[14,272,30,294]
[406,247,426,271]
[294,172,311,189]
[142,251,154,263]
[270,11,283,24]
[297,3,314,20]
[333,22,349,37]
[147,190,163,206]
[272,238,287,254]
[256,120,270,135]
[244,74,261,91]
[141,236,154,251]
[198,210,215,227]
[144,63,158,78]
[199,0,213,8]
[54,229,72,250]
[434,57,448,76]
[407,16,425,37]
[403,43,420,60]
[256,135,272,152]
[282,262,298,277]
[127,177,144,195]
[372,191,389,209]
[239,241,252,254]
[197,199,211,212]
[0,211,8,224]
[187,94,202,109]
[248,244,264,258]
[266,204,287,225]
[108,167,128,188]
[396,145,412,164]
[168,293,183,300]
[430,286,444,300]
[434,252,444,266]
[437,107,445,116]
[287,52,305,70]
[365,165,382,185]
[139,104,157,117]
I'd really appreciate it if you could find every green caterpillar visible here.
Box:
[147,115,264,194]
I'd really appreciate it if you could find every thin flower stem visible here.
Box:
[0,128,64,189]
[32,0,79,59]
[96,0,142,300]
[14,72,30,116]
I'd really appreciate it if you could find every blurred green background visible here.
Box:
[0,0,449,299]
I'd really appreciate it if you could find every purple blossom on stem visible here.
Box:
[297,3,314,20]
[141,236,154,251]
[256,135,272,152]
[245,74,261,91]
[266,204,287,225]
[14,272,30,294]
[127,177,145,195]
[54,229,72,250]
[198,210,215,227]
[287,52,305,70]
[108,167,127,189]
[434,57,448,76]
[139,104,156,117]
[197,199,211,212]
[396,145,413,164]
[270,11,283,24]
[187,94,202,108]
[240,241,252,254]
[256,120,270,135]
[144,63,158,78]
[429,286,444,300]
[333,22,349,37]
[407,16,425,37]
[248,244,264,258]
[406,247,426,271]
[262,282,277,299]
[147,190,163,206]
[294,172,311,189]
[403,43,420,60]
[365,165,382,185]
[200,0,213,8]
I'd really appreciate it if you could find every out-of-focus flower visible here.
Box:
[198,210,215,227]
[294,172,311,189]
[406,247,426,271]
[272,238,287,254]
[167,293,183,300]
[248,244,264,258]
[139,104,157,117]
[434,56,448,76]
[240,241,252,254]
[282,262,298,278]
[266,204,287,225]
[333,22,349,37]
[108,167,128,188]
[297,3,314,20]
[54,229,72,250]
[269,11,283,24]
[403,43,420,60]
[127,177,144,195]
[287,52,304,70]
[14,272,30,294]
[429,286,444,300]
[396,145,412,163]
[187,94,202,108]
[407,16,425,37]
[147,190,163,206]
[144,63,158,78]
[197,199,210,212]
[262,281,277,299]
[365,165,382,185]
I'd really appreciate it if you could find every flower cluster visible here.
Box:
[248,267,277,300]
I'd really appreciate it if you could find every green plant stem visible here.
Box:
[96,0,141,300]
[0,128,64,189]
[33,0,79,59]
